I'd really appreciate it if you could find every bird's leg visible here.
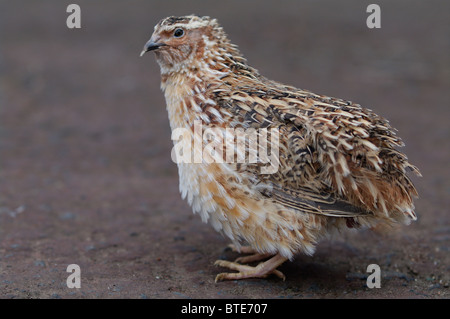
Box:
[235,253,273,264]
[214,253,288,282]
[227,244,256,254]
[226,244,272,263]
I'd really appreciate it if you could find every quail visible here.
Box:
[141,15,420,281]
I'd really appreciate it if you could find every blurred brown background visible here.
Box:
[0,0,448,298]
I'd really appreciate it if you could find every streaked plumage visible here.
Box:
[141,15,420,281]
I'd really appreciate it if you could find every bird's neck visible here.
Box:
[159,64,218,104]
[158,59,217,131]
[159,48,259,97]
[159,47,261,130]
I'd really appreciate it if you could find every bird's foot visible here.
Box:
[214,253,288,282]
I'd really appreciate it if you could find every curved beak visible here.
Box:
[140,40,166,57]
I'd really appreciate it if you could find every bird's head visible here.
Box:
[141,15,242,75]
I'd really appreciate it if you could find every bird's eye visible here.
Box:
[173,28,185,38]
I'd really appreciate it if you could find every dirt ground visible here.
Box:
[0,0,449,299]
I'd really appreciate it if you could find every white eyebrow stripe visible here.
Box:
[162,21,211,31]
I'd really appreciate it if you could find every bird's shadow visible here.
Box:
[280,257,349,291]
